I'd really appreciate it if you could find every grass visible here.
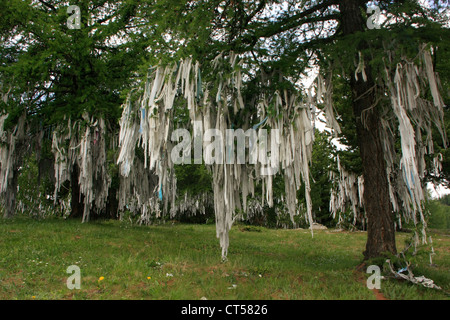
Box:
[0,216,448,300]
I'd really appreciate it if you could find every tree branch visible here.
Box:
[241,0,341,47]
[243,0,267,28]
[38,0,56,12]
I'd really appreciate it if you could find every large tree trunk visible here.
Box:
[352,81,397,259]
[340,0,397,259]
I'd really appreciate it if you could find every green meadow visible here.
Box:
[0,217,448,300]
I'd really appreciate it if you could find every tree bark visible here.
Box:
[2,139,25,219]
[3,168,18,218]
[339,0,397,259]
[352,81,397,259]
[105,186,118,219]
[70,163,84,219]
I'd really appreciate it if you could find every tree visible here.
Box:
[121,0,448,260]
[298,129,337,227]
[0,0,150,220]
[424,23,450,188]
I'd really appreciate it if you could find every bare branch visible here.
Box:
[38,0,57,12]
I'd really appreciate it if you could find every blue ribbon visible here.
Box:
[252,116,268,130]
[139,108,145,133]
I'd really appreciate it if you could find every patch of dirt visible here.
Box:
[355,262,389,300]
[372,288,388,300]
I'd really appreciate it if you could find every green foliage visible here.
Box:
[1,0,152,130]
[438,194,450,206]
[171,164,214,223]
[425,196,450,230]
[297,130,337,226]
[174,164,212,196]
[16,153,61,218]
[329,74,362,173]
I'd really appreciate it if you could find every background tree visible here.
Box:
[0,0,150,220]
[298,129,337,227]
